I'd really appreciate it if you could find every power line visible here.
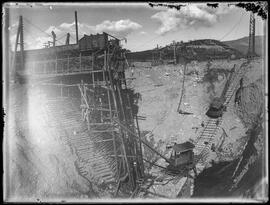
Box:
[132,34,163,51]
[24,18,68,46]
[58,34,66,41]
[23,27,38,42]
[24,18,51,37]
[219,12,244,41]
[56,34,66,45]
[70,35,75,40]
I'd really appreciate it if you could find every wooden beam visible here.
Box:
[90,129,118,133]
[143,158,167,170]
[94,138,114,143]
[75,11,79,44]
[114,119,171,164]
[108,155,137,158]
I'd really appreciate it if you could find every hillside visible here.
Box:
[223,36,264,56]
[127,39,243,63]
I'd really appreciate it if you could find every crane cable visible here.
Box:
[132,34,163,51]
[24,17,67,46]
[24,18,51,37]
[219,12,244,41]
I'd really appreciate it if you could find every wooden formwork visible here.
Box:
[13,16,145,193]
[75,46,145,194]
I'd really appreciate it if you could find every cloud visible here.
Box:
[151,3,234,35]
[10,19,142,50]
[95,19,142,38]
[139,31,147,35]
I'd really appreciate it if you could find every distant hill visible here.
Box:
[127,39,243,63]
[222,35,265,56]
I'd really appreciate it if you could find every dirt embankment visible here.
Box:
[193,58,266,200]
[6,84,98,201]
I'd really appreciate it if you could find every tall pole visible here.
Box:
[19,16,24,71]
[173,40,176,64]
[247,12,257,58]
[75,11,79,44]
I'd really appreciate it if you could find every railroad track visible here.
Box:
[44,98,117,184]
[194,60,250,167]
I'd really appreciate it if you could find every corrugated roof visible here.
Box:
[172,141,195,153]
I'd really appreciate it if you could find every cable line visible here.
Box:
[132,34,163,51]
[24,18,51,37]
[219,12,244,41]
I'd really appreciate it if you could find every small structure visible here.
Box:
[170,141,195,167]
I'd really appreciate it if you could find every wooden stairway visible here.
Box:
[45,98,117,184]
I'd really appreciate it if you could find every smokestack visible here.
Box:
[75,11,78,44]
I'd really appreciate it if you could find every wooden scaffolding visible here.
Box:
[12,14,145,194]
[77,44,145,194]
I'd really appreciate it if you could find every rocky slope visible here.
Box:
[192,57,267,201]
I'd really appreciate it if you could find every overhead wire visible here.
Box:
[132,34,163,51]
[219,12,244,41]
[24,17,70,46]
[56,34,66,45]
[24,17,51,37]
[23,26,38,42]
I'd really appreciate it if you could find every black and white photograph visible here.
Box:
[2,1,268,202]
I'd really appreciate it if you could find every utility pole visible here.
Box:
[19,16,24,71]
[75,11,79,44]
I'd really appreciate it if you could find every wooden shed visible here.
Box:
[171,141,195,167]
[79,33,108,51]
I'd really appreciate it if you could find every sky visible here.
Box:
[7,2,266,52]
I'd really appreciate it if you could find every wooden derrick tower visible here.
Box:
[246,12,258,58]
[12,15,24,81]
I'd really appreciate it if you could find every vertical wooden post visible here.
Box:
[60,81,63,98]
[55,55,58,73]
[80,80,83,119]
[92,53,94,70]
[79,53,82,72]
[67,55,69,73]
[136,115,144,178]
[92,54,95,87]
[92,72,95,87]
[75,11,79,44]
[103,50,106,82]
[173,40,176,65]
[19,16,24,71]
